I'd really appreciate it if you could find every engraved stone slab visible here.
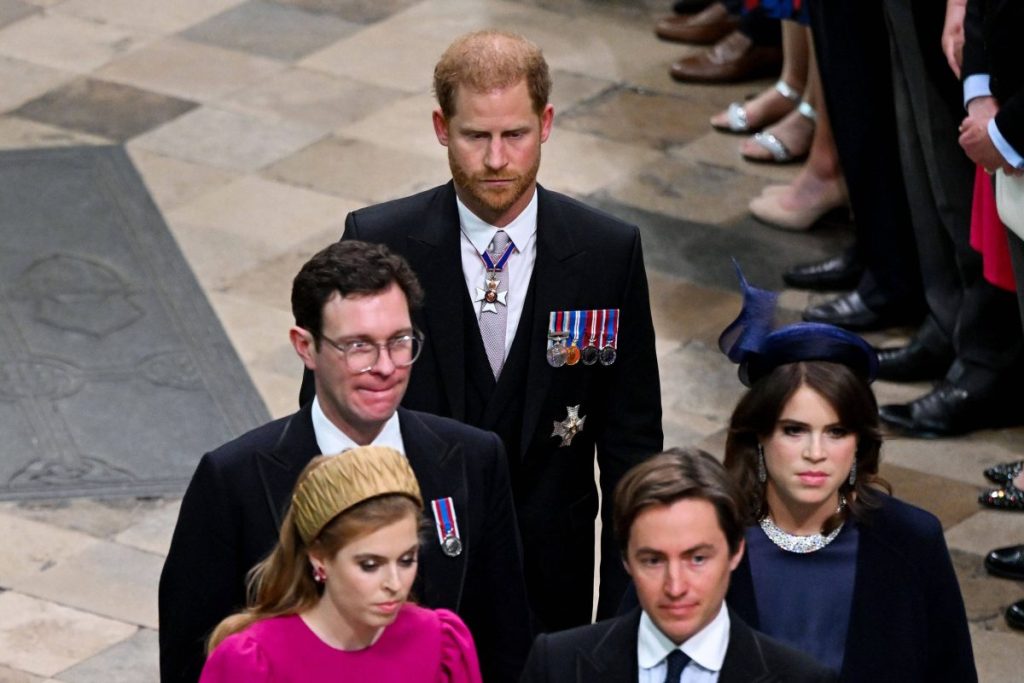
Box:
[0,145,269,500]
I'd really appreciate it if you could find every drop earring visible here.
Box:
[313,565,326,583]
[848,456,857,486]
[757,444,767,484]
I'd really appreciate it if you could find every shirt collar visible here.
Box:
[311,396,405,456]
[637,603,731,673]
[456,188,538,256]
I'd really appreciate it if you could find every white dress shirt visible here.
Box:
[963,74,1024,169]
[458,191,538,357]
[311,396,406,456]
[637,604,730,683]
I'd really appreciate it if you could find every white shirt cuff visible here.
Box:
[988,118,1024,169]
[964,74,992,108]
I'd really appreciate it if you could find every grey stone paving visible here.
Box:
[0,0,1019,679]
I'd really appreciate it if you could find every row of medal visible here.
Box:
[546,309,620,368]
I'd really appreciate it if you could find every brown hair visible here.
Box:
[724,361,890,534]
[433,30,552,118]
[291,241,424,343]
[613,448,745,557]
[206,457,421,653]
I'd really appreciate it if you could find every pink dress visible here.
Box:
[199,604,482,682]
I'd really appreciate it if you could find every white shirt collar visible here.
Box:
[310,396,405,456]
[637,603,731,673]
[456,188,538,256]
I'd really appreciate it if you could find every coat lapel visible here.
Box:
[520,186,585,458]
[578,609,642,683]
[254,404,322,531]
[398,408,469,611]
[405,182,469,421]
[719,610,781,683]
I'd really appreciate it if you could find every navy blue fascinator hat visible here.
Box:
[718,262,878,387]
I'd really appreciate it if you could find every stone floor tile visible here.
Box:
[670,130,800,185]
[219,67,407,132]
[0,0,37,29]
[881,431,1023,486]
[2,499,153,540]
[0,55,73,113]
[0,512,97,584]
[0,665,48,682]
[57,627,158,683]
[0,13,151,73]
[648,271,740,347]
[0,116,110,150]
[560,86,719,151]
[334,92,442,159]
[95,37,283,103]
[376,0,561,44]
[953,549,1024,624]
[130,106,323,172]
[248,366,303,420]
[207,291,297,366]
[54,0,246,34]
[163,222,276,292]
[272,0,422,24]
[9,541,162,629]
[12,77,197,142]
[300,27,441,94]
[165,176,356,250]
[263,136,447,204]
[0,592,136,677]
[877,463,983,530]
[540,128,661,198]
[969,625,1024,680]
[548,69,614,117]
[602,154,779,226]
[113,500,180,557]
[658,340,743,422]
[126,148,240,211]
[946,510,1024,557]
[183,0,359,62]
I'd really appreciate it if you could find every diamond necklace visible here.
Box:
[758,496,847,554]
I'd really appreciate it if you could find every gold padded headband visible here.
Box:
[292,446,422,545]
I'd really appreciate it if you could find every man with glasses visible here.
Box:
[159,241,531,683]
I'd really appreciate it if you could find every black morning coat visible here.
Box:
[158,404,532,683]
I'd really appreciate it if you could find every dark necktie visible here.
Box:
[663,649,691,683]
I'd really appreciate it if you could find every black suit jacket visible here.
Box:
[330,182,663,629]
[964,0,1024,153]
[728,496,977,682]
[520,607,836,683]
[158,405,531,683]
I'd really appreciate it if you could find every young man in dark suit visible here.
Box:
[159,242,531,683]
[302,30,663,632]
[521,448,834,683]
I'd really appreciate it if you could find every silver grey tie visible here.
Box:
[480,230,512,378]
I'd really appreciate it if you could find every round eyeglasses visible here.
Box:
[319,330,424,374]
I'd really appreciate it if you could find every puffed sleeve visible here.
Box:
[436,609,483,683]
[199,632,271,682]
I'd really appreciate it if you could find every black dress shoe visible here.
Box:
[986,545,1024,579]
[673,0,715,14]
[782,251,864,291]
[984,460,1024,485]
[875,339,953,383]
[1007,600,1024,630]
[802,291,916,331]
[879,382,1020,438]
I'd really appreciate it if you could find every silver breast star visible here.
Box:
[552,405,586,447]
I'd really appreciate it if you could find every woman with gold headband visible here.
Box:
[199,446,482,681]
[719,266,976,681]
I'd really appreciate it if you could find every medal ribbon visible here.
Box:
[604,309,619,348]
[586,309,598,347]
[431,497,460,545]
[570,310,582,347]
[480,239,515,271]
[597,309,608,347]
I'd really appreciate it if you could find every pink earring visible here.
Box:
[313,565,326,583]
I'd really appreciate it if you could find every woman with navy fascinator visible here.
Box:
[720,265,976,681]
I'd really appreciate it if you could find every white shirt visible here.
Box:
[963,74,1024,169]
[458,191,538,357]
[637,604,730,683]
[310,396,406,456]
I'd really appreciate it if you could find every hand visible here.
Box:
[942,0,966,78]
[958,116,1017,174]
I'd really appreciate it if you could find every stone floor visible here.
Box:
[0,0,1021,680]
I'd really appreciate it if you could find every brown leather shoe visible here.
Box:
[655,4,739,45]
[669,30,783,83]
